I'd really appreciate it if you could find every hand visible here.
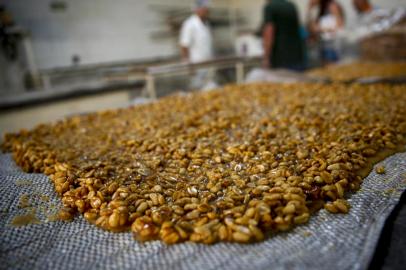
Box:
[309,0,319,8]
[181,55,190,63]
[262,58,271,69]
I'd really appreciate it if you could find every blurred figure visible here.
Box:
[350,0,405,41]
[314,0,345,64]
[179,0,213,64]
[0,5,18,61]
[0,4,23,94]
[307,0,319,40]
[262,0,304,71]
[179,0,216,90]
[305,0,322,67]
[353,0,372,14]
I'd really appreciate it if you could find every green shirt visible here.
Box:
[264,0,304,68]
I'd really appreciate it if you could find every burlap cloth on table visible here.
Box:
[1,151,406,270]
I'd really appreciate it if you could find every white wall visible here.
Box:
[6,0,178,69]
[232,0,265,32]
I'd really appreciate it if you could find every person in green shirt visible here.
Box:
[262,0,305,71]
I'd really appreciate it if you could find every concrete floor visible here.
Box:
[0,90,133,136]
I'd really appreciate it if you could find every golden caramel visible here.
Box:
[308,62,406,81]
[2,83,406,244]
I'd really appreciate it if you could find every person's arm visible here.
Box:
[308,18,320,35]
[262,5,275,69]
[262,23,274,68]
[306,0,320,36]
[179,20,192,62]
[330,2,344,29]
[180,46,189,61]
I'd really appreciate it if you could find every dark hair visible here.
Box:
[318,0,345,21]
[318,0,333,19]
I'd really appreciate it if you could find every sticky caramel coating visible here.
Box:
[308,62,406,81]
[2,83,406,244]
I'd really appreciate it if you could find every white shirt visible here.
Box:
[319,14,339,41]
[179,14,213,63]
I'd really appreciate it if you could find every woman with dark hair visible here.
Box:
[310,0,344,64]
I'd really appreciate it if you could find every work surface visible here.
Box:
[1,151,405,270]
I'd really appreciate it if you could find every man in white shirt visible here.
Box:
[179,0,213,64]
[179,0,216,90]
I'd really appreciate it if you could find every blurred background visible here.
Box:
[0,0,405,135]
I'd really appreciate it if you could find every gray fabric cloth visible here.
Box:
[0,151,406,270]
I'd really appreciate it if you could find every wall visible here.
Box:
[232,0,265,32]
[5,0,234,70]
[5,0,179,69]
